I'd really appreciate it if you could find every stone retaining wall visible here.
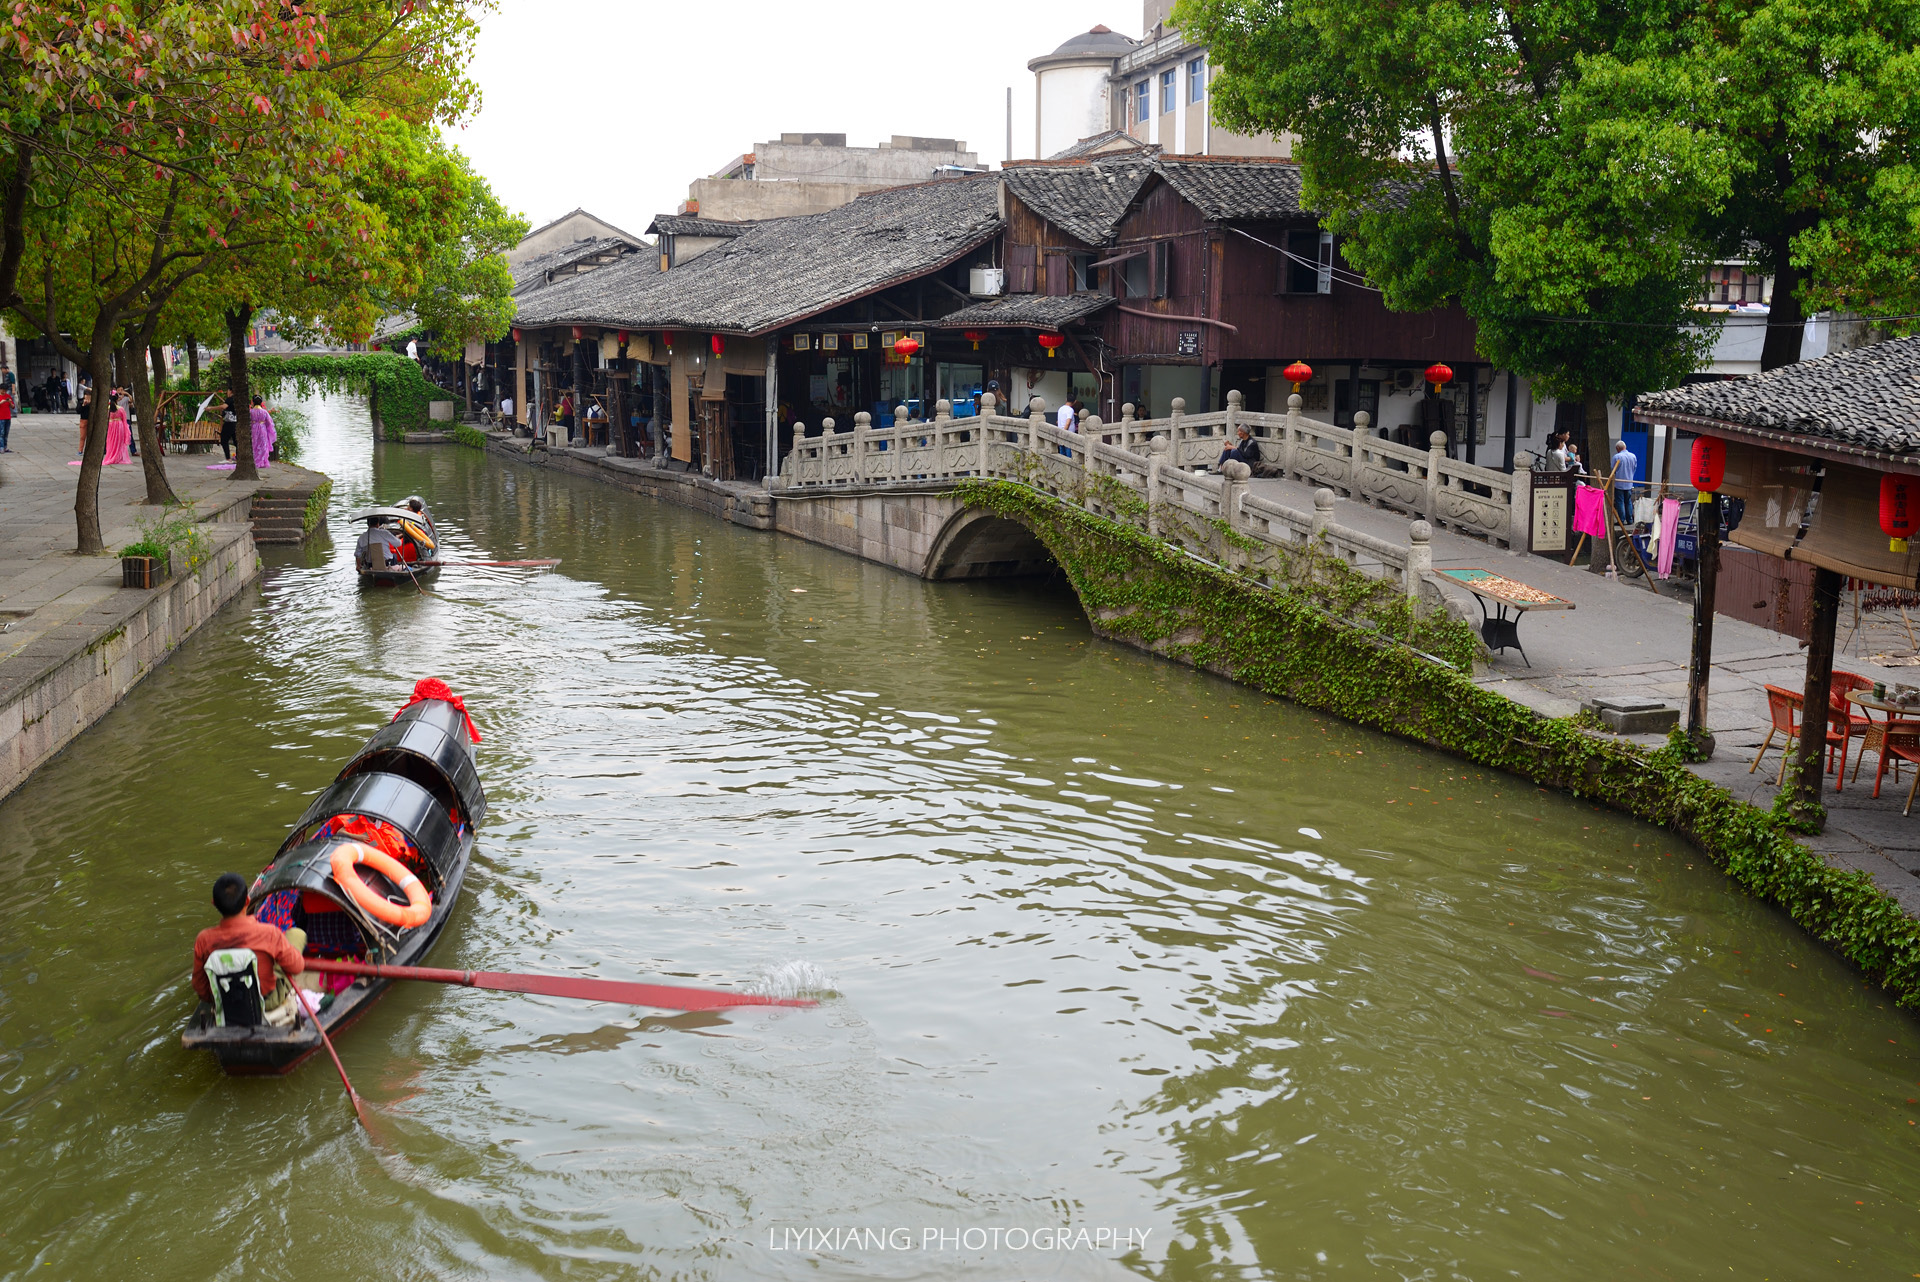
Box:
[481,434,774,529]
[0,522,258,801]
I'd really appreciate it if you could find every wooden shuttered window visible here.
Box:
[1044,253,1070,297]
[1150,242,1171,298]
[1008,244,1038,294]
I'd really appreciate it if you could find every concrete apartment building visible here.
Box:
[687,134,985,222]
[1030,2,1292,160]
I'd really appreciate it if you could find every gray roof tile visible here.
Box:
[1638,335,1920,456]
[1000,159,1156,244]
[511,237,642,296]
[933,294,1113,328]
[516,176,999,335]
[1153,158,1308,221]
[644,214,752,238]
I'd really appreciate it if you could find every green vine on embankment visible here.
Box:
[201,352,447,441]
[955,478,1920,1007]
[449,423,487,450]
[300,479,333,537]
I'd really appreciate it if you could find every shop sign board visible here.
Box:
[1529,470,1575,555]
[1176,331,1200,357]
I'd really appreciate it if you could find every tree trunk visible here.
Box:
[1789,567,1844,826]
[126,333,176,506]
[226,304,256,481]
[1760,237,1805,371]
[185,336,199,389]
[72,341,115,554]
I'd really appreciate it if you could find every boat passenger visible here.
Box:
[402,495,436,536]
[355,521,405,574]
[191,872,305,1020]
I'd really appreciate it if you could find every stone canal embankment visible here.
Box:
[465,413,1920,1007]
[0,417,329,801]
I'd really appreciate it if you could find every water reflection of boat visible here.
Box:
[181,688,485,1076]
[352,505,438,585]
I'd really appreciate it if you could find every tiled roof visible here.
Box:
[1153,158,1308,221]
[1000,159,1156,244]
[511,237,641,297]
[1047,130,1159,162]
[933,294,1113,328]
[515,176,1000,335]
[644,214,752,238]
[1638,336,1920,455]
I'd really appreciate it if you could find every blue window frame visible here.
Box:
[1189,58,1205,103]
[1160,69,1176,114]
[1135,81,1150,125]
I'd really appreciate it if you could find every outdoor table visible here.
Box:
[1435,567,1576,668]
[1844,688,1920,797]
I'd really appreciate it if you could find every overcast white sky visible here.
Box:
[451,0,1134,238]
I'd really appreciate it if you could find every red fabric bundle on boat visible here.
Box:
[393,677,481,744]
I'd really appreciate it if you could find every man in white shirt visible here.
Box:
[405,338,418,361]
[1056,398,1078,433]
[500,396,514,424]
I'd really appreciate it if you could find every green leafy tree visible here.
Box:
[1177,0,1734,467]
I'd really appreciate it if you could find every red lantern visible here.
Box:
[710,334,725,357]
[617,330,629,345]
[661,330,675,353]
[963,329,985,351]
[1689,436,1725,495]
[511,327,522,343]
[893,335,921,360]
[571,325,584,341]
[1036,332,1064,359]
[1883,474,1920,552]
[1282,360,1314,391]
[1424,362,1453,390]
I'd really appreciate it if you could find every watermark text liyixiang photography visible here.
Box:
[766,1225,1155,1254]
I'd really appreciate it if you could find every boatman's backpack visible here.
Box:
[205,948,264,1027]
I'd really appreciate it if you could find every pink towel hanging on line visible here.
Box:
[1656,498,1681,577]
[1572,485,1608,539]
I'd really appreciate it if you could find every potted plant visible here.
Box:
[119,538,172,589]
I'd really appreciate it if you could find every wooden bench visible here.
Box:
[1435,567,1575,667]
[166,420,222,451]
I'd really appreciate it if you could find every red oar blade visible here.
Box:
[305,958,817,1011]
[417,558,561,569]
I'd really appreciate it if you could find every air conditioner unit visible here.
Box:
[970,267,1005,297]
[1391,368,1418,393]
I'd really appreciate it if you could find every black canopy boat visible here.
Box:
[352,502,439,585]
[182,683,486,1075]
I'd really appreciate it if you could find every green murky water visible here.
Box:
[3,395,1919,1280]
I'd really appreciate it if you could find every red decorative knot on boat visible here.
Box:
[893,336,921,359]
[710,333,726,357]
[1883,475,1919,552]
[1424,362,1453,391]
[963,329,984,351]
[1036,332,1064,359]
[1283,360,1313,391]
[394,677,482,743]
[1690,437,1724,498]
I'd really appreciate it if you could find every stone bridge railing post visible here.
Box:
[1222,459,1250,564]
[1351,411,1372,500]
[933,399,952,479]
[1311,487,1334,541]
[854,411,871,483]
[1080,413,1101,493]
[977,391,995,476]
[1507,463,1531,554]
[1281,391,1302,478]
[1121,402,1137,451]
[1169,396,1186,455]
[1408,519,1433,609]
[1426,431,1447,524]
[1029,397,1047,466]
[1225,388,1242,445]
[1147,435,1169,537]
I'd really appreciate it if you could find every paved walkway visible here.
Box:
[0,412,301,679]
[1247,472,1920,918]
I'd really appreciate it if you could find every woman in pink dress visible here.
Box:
[249,395,275,470]
[101,393,131,465]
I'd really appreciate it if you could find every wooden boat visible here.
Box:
[181,690,486,1075]
[352,505,439,585]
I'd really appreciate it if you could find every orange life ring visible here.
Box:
[330,841,431,929]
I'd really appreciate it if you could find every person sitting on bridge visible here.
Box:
[1216,425,1260,471]
[191,872,304,1024]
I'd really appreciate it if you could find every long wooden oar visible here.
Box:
[290,987,378,1135]
[305,958,818,1010]
[417,558,561,569]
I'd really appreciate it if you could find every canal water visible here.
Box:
[4,395,1920,1280]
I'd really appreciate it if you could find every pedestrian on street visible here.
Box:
[1610,439,1639,525]
[249,395,275,470]
[220,391,239,460]
[0,385,13,452]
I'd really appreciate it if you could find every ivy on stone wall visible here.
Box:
[449,423,487,450]
[199,352,444,441]
[957,478,1920,1007]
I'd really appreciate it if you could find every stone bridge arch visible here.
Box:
[922,504,1060,581]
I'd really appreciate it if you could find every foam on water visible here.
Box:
[749,959,838,1001]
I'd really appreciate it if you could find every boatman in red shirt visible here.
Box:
[191,872,305,1023]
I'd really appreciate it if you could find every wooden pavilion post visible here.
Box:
[1685,492,1721,755]
[1790,567,1845,825]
